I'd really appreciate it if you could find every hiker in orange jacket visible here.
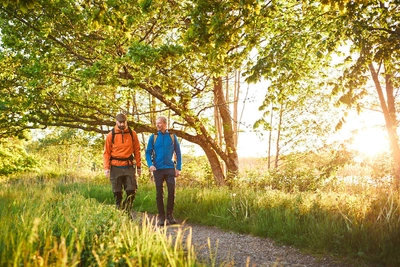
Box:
[103,113,142,212]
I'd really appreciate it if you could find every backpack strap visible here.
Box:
[110,154,134,161]
[153,132,158,145]
[128,127,134,143]
[110,127,135,163]
[111,128,116,144]
[153,132,175,145]
[112,127,134,144]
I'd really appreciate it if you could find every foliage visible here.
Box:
[254,86,342,167]
[171,182,400,266]
[246,0,400,182]
[179,154,213,186]
[266,162,323,192]
[1,0,398,185]
[331,0,400,103]
[26,128,104,173]
[337,150,395,185]
[363,151,395,180]
[3,160,400,266]
[0,137,38,175]
[235,142,356,192]
[0,178,201,267]
[0,0,36,13]
[0,0,270,185]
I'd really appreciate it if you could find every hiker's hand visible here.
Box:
[104,170,110,178]
[149,165,157,172]
[175,170,181,177]
[137,167,142,176]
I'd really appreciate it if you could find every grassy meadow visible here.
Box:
[0,173,200,267]
[1,167,400,266]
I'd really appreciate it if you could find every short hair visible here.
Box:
[157,116,168,124]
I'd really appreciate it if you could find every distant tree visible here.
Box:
[0,137,37,175]
[255,85,338,171]
[331,1,400,186]
[247,0,400,186]
[26,128,102,172]
[248,0,342,171]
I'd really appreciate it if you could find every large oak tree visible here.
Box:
[0,0,269,185]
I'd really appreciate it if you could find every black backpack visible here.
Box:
[110,127,135,162]
[111,127,134,144]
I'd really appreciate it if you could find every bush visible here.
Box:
[179,155,213,186]
[0,138,38,176]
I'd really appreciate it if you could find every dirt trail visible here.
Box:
[132,212,359,267]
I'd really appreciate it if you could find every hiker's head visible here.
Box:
[116,113,127,130]
[156,116,168,132]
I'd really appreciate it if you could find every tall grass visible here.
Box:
[2,172,399,266]
[168,185,400,266]
[0,176,202,267]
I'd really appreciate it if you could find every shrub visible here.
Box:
[0,138,38,176]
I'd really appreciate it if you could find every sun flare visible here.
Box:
[350,128,389,157]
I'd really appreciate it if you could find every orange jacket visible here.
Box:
[103,126,141,170]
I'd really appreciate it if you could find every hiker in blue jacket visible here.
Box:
[145,116,182,226]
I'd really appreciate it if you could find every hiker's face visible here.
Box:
[156,119,167,132]
[117,120,127,130]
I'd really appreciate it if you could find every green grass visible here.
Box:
[169,186,400,266]
[0,177,203,267]
[1,174,399,266]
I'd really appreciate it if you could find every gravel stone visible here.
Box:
[133,212,363,267]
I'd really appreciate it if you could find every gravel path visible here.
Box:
[133,212,360,267]
[165,223,352,267]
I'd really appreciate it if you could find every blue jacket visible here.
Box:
[145,131,182,170]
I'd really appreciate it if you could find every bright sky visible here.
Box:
[180,81,390,159]
[236,86,265,157]
[233,45,392,159]
[238,106,390,158]
[336,109,389,157]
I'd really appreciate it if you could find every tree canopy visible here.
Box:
[1,0,399,184]
[0,0,270,185]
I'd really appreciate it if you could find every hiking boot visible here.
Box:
[167,214,177,225]
[157,216,166,226]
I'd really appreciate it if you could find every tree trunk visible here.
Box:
[214,97,223,146]
[214,84,225,176]
[268,105,273,169]
[369,63,400,187]
[133,81,239,187]
[233,70,240,147]
[275,104,283,169]
[201,142,226,186]
[150,95,157,126]
[214,77,239,185]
